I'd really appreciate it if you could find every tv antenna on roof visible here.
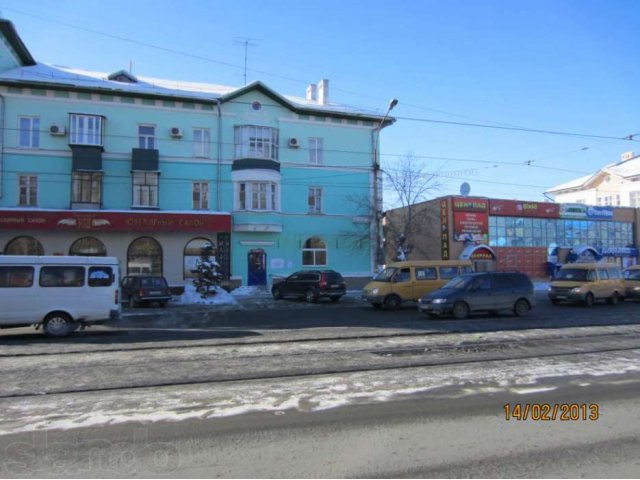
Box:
[233,37,260,85]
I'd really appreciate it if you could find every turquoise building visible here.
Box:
[0,18,394,287]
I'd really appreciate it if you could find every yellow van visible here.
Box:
[623,265,640,300]
[548,263,625,306]
[362,260,473,309]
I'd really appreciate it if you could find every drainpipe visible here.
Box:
[216,100,222,211]
[0,93,4,199]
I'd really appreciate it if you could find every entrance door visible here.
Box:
[248,250,267,286]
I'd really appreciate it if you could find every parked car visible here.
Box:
[623,265,640,300]
[362,260,473,309]
[121,275,172,307]
[548,263,624,306]
[272,270,346,302]
[417,272,535,319]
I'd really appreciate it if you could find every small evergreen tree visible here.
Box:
[191,243,222,297]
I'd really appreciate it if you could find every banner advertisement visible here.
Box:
[451,196,488,212]
[559,204,614,219]
[453,211,489,242]
[489,199,560,218]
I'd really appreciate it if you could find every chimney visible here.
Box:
[317,78,329,105]
[621,151,636,162]
[306,84,317,102]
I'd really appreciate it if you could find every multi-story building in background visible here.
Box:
[0,18,394,287]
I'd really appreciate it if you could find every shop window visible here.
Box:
[4,236,44,255]
[183,237,215,279]
[69,237,107,256]
[302,237,327,266]
[127,237,162,276]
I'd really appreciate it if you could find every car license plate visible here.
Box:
[150,290,161,295]
[555,295,567,299]
[331,284,340,288]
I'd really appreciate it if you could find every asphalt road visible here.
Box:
[1,374,639,478]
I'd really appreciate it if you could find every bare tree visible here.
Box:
[383,154,444,261]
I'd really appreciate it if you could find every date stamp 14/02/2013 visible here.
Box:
[504,403,599,421]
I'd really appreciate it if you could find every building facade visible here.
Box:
[0,19,393,287]
[546,151,640,207]
[384,196,639,279]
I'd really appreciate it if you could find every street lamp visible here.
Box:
[372,98,398,271]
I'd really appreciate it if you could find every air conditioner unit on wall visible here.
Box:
[288,137,299,148]
[170,127,183,138]
[49,124,66,136]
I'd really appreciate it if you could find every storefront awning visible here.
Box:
[459,244,497,260]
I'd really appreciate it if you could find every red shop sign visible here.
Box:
[489,199,559,218]
[451,196,488,212]
[0,210,232,232]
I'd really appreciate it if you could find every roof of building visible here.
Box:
[546,154,640,194]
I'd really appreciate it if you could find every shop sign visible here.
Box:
[0,210,231,232]
[559,204,614,219]
[453,211,489,242]
[489,199,559,218]
[451,196,488,212]
[440,199,449,260]
[586,206,614,219]
[469,247,496,260]
[599,247,639,257]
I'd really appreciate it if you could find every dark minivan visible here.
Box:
[121,275,172,307]
[272,270,346,303]
[418,272,535,319]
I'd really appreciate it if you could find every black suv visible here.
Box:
[272,270,346,303]
[418,272,535,319]
[121,275,172,307]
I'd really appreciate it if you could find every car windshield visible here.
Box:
[554,269,589,282]
[374,267,397,282]
[624,270,640,280]
[442,275,472,289]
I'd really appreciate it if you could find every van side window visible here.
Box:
[0,266,34,288]
[607,268,621,279]
[40,266,85,287]
[439,266,458,279]
[394,268,411,283]
[415,267,437,280]
[88,266,113,287]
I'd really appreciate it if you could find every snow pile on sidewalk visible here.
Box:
[172,284,238,306]
[230,285,272,298]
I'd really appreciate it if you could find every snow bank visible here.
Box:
[172,284,238,306]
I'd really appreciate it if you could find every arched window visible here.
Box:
[183,237,215,279]
[127,237,162,276]
[4,236,44,255]
[69,237,107,256]
[302,237,327,266]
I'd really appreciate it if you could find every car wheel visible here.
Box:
[513,299,530,317]
[606,292,620,305]
[43,313,74,337]
[305,289,317,303]
[272,286,283,300]
[384,295,401,310]
[329,295,341,302]
[452,302,469,319]
[584,293,595,307]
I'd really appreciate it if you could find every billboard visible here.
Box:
[453,211,489,242]
[451,196,488,212]
[489,199,560,218]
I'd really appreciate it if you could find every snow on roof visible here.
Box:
[0,62,385,117]
[546,173,596,193]
[603,156,640,179]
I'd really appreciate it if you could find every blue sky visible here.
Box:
[2,0,638,203]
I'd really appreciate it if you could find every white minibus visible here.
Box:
[0,256,121,336]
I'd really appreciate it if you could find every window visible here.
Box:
[69,114,103,146]
[72,172,102,205]
[302,237,327,266]
[183,237,215,279]
[193,128,210,157]
[0,266,34,288]
[630,191,640,207]
[416,267,437,280]
[69,237,107,256]
[309,137,323,165]
[394,268,411,283]
[234,125,278,160]
[39,266,85,287]
[439,266,459,279]
[308,187,322,214]
[238,182,277,211]
[192,182,209,210]
[88,266,114,287]
[138,125,156,149]
[4,236,44,255]
[132,171,159,207]
[18,116,39,148]
[18,175,37,206]
[127,237,163,276]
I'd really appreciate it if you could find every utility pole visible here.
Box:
[233,37,260,85]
